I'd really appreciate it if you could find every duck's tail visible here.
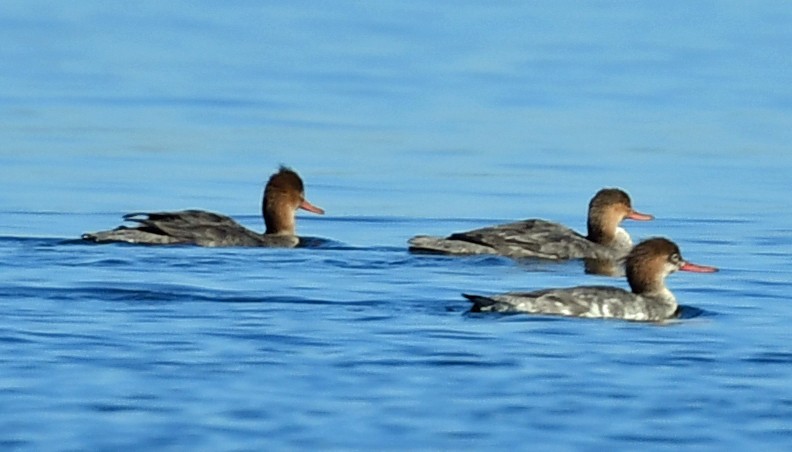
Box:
[463,293,499,312]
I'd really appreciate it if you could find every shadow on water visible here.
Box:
[677,304,714,320]
[297,235,350,249]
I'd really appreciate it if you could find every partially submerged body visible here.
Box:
[82,167,324,248]
[409,188,652,261]
[465,237,718,323]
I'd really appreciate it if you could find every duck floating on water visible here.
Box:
[81,166,324,247]
[464,237,717,322]
[409,188,653,261]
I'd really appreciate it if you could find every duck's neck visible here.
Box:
[627,269,672,301]
[262,198,296,235]
[611,227,633,251]
[587,216,617,246]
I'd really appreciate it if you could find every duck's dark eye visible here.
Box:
[669,253,681,264]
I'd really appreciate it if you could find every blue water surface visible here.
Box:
[2,1,792,450]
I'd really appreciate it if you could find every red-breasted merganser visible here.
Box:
[409,188,652,260]
[464,237,717,322]
[81,166,324,247]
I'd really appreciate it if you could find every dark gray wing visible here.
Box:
[449,219,605,259]
[124,210,268,246]
[84,209,288,247]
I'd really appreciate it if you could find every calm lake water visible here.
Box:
[2,1,792,450]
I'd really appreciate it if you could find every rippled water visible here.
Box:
[2,1,792,450]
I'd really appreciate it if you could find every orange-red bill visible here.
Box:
[627,210,654,221]
[680,261,718,273]
[299,199,325,215]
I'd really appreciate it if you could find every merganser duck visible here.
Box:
[81,166,324,247]
[409,188,652,261]
[464,237,717,322]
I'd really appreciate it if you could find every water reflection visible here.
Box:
[584,257,624,277]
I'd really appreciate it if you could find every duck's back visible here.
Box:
[82,210,298,247]
[466,286,677,321]
[447,219,608,259]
